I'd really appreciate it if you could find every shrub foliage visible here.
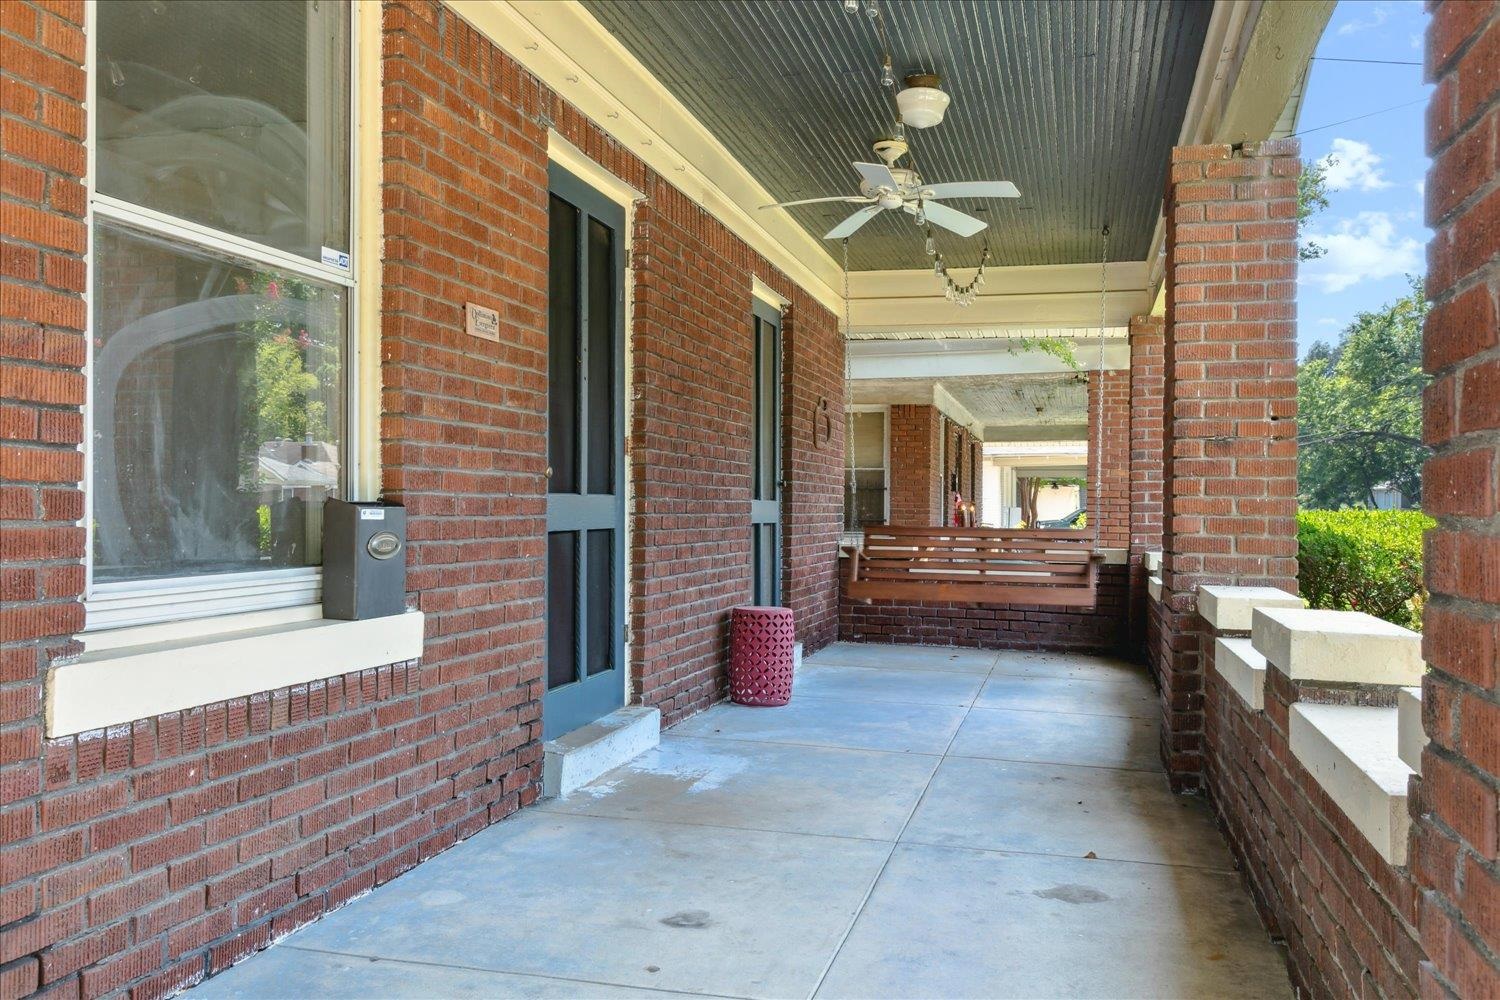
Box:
[1297,509,1432,630]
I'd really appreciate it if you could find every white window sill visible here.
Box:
[1289,703,1413,866]
[46,607,425,738]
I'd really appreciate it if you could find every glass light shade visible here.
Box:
[896,85,950,128]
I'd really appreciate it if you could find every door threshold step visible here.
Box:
[543,706,661,799]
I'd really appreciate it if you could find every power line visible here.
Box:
[1311,56,1423,66]
[1292,98,1427,137]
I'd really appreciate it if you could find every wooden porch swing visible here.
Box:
[844,525,1104,606]
[840,228,1113,610]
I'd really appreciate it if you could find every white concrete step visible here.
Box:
[1147,575,1162,602]
[1144,550,1162,573]
[1198,585,1302,632]
[543,706,660,799]
[1289,703,1414,865]
[1398,686,1426,775]
[1214,637,1267,711]
[1250,607,1423,685]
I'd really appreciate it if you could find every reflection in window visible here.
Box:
[844,410,887,531]
[95,0,350,262]
[92,224,345,583]
[89,1,352,611]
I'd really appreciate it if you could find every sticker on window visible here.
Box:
[360,508,385,520]
[321,246,351,270]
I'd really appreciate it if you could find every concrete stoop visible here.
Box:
[542,706,661,799]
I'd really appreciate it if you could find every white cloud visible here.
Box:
[1302,211,1423,293]
[1319,138,1392,192]
[1413,180,1425,198]
[1338,5,1390,35]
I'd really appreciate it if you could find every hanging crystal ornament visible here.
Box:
[843,0,859,12]
[913,202,926,226]
[865,0,879,18]
[924,231,936,256]
[881,56,895,87]
[934,246,990,307]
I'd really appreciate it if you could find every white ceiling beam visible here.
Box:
[982,424,1090,443]
[849,337,1130,379]
[846,261,1152,336]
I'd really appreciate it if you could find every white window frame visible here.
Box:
[845,404,890,530]
[82,0,362,631]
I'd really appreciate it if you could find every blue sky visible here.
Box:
[1295,0,1431,356]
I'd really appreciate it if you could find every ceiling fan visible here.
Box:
[759,139,1020,240]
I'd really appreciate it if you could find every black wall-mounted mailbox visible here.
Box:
[322,499,407,620]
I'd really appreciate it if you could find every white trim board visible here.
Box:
[447,0,843,313]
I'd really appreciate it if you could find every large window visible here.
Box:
[844,408,888,531]
[87,1,354,628]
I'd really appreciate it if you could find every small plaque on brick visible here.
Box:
[465,302,500,342]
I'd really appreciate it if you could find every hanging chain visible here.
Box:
[1093,225,1109,544]
[843,239,858,528]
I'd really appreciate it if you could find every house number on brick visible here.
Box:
[465,302,500,342]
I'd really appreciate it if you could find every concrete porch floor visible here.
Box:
[191,643,1291,999]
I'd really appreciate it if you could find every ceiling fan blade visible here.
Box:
[921,180,1021,200]
[911,200,988,238]
[824,204,884,240]
[853,161,899,191]
[760,195,872,210]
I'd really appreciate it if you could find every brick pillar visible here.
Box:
[1128,314,1165,654]
[887,403,942,525]
[1158,141,1300,791]
[1086,369,1130,549]
[1414,3,1500,995]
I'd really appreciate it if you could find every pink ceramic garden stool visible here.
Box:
[728,606,796,706]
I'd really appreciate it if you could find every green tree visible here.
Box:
[1297,276,1429,508]
[1297,160,1330,261]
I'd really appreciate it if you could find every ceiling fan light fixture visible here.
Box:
[896,73,949,128]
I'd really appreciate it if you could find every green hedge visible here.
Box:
[1297,509,1432,630]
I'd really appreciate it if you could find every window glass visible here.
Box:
[95,0,351,262]
[844,411,887,530]
[91,222,346,583]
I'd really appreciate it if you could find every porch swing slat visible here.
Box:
[846,525,1102,608]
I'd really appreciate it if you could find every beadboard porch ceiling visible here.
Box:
[580,0,1213,272]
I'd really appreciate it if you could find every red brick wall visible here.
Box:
[887,403,942,525]
[1087,369,1129,549]
[622,170,839,724]
[1128,315,1165,653]
[1157,140,1300,790]
[782,300,845,652]
[0,1,845,994]
[940,419,982,525]
[1203,638,1423,997]
[1414,2,1500,994]
[840,564,1128,653]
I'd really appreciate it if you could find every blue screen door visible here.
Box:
[544,164,626,740]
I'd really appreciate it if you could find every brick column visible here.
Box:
[1127,315,1165,654]
[1158,141,1300,790]
[1086,369,1130,549]
[1414,3,1500,995]
[887,403,942,525]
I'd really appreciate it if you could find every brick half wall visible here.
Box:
[841,564,1129,654]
